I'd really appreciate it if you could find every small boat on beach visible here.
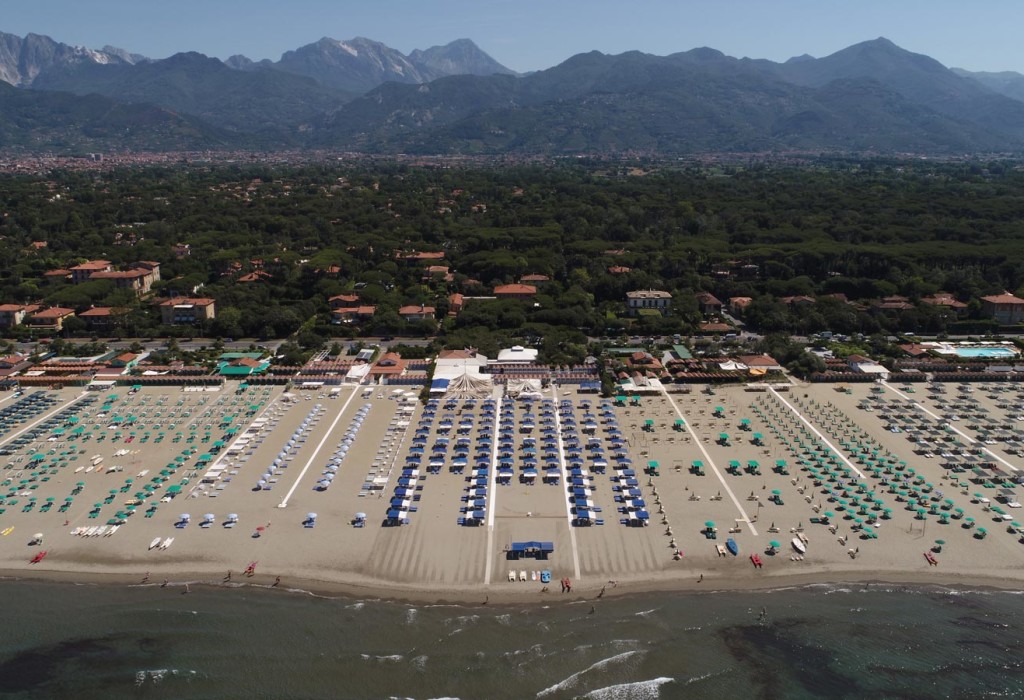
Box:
[726,538,738,556]
[159,537,174,550]
[148,537,162,550]
[791,537,807,555]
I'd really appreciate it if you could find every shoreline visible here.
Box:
[5,564,1023,606]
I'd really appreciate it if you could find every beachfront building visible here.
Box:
[218,354,271,376]
[496,345,539,363]
[0,303,40,328]
[159,297,216,325]
[108,352,141,370]
[737,354,784,376]
[847,354,890,379]
[25,307,76,332]
[370,352,407,381]
[626,289,672,316]
[981,292,1024,324]
[78,306,130,333]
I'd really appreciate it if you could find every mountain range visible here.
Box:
[2,30,1024,155]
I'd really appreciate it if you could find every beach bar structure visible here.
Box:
[506,541,554,560]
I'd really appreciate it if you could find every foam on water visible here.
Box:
[579,677,674,700]
[133,668,197,687]
[361,654,405,663]
[536,650,645,698]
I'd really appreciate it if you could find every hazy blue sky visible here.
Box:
[4,0,1023,73]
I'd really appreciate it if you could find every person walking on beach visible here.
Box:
[225,570,232,581]
[273,576,281,587]
[560,578,566,593]
[597,586,606,599]
[161,579,168,588]
[142,572,150,584]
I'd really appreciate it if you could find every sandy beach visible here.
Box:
[2,379,1023,603]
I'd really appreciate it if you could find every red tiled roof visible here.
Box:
[398,305,436,315]
[69,260,111,271]
[32,307,74,319]
[494,284,537,296]
[90,269,149,280]
[981,292,1024,305]
[159,297,215,306]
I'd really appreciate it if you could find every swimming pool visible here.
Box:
[953,346,1019,358]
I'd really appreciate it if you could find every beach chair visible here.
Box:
[519,570,527,582]
[508,570,516,581]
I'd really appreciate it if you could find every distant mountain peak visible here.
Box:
[409,38,517,78]
[0,31,149,86]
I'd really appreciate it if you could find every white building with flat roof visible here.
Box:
[496,346,538,363]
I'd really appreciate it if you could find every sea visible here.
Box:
[1,579,1022,699]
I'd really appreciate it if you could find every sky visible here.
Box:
[4,0,1024,74]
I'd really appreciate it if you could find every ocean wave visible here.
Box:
[133,668,197,687]
[536,650,645,698]
[504,643,546,661]
[681,670,722,686]
[445,614,480,627]
[633,608,659,618]
[361,654,405,663]
[579,677,674,700]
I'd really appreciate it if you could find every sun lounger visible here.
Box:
[519,570,527,582]
[508,570,516,581]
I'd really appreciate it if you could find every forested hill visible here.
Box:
[4,37,1024,155]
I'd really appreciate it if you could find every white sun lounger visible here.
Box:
[519,570,527,582]
[508,570,516,581]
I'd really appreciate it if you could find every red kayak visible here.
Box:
[30,550,47,564]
